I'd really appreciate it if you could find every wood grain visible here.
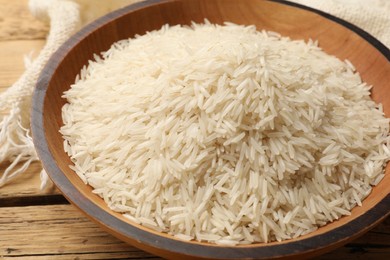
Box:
[1,0,389,260]
[32,0,390,259]
[1,253,160,260]
[0,40,45,89]
[0,0,48,41]
[0,161,61,199]
[0,205,160,259]
[0,205,388,259]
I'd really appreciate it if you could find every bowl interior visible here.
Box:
[32,0,390,259]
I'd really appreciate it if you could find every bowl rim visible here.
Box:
[31,0,390,259]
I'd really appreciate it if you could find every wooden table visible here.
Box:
[0,1,389,259]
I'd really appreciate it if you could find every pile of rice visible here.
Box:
[61,22,390,245]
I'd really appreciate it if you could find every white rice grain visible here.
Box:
[61,22,390,245]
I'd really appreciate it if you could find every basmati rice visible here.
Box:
[60,22,390,244]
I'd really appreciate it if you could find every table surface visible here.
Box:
[0,1,389,259]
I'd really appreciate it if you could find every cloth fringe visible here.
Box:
[0,0,80,188]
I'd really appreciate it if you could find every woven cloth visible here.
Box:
[0,0,389,188]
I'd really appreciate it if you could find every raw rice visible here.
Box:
[61,22,390,244]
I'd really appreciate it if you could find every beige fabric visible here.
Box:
[0,0,80,188]
[0,0,388,188]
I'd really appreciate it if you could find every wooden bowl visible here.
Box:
[31,0,390,259]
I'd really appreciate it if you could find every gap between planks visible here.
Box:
[0,252,161,260]
[0,194,68,208]
[0,204,160,259]
[0,204,389,259]
[0,1,389,259]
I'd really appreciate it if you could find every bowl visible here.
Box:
[31,0,390,259]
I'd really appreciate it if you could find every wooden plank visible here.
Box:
[0,0,48,41]
[1,252,161,260]
[319,218,390,260]
[0,40,45,90]
[0,204,389,259]
[0,1,389,259]
[0,161,61,199]
[319,247,390,260]
[0,205,160,259]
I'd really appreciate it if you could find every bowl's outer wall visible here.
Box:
[32,0,390,259]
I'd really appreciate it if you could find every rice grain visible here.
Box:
[61,22,390,245]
